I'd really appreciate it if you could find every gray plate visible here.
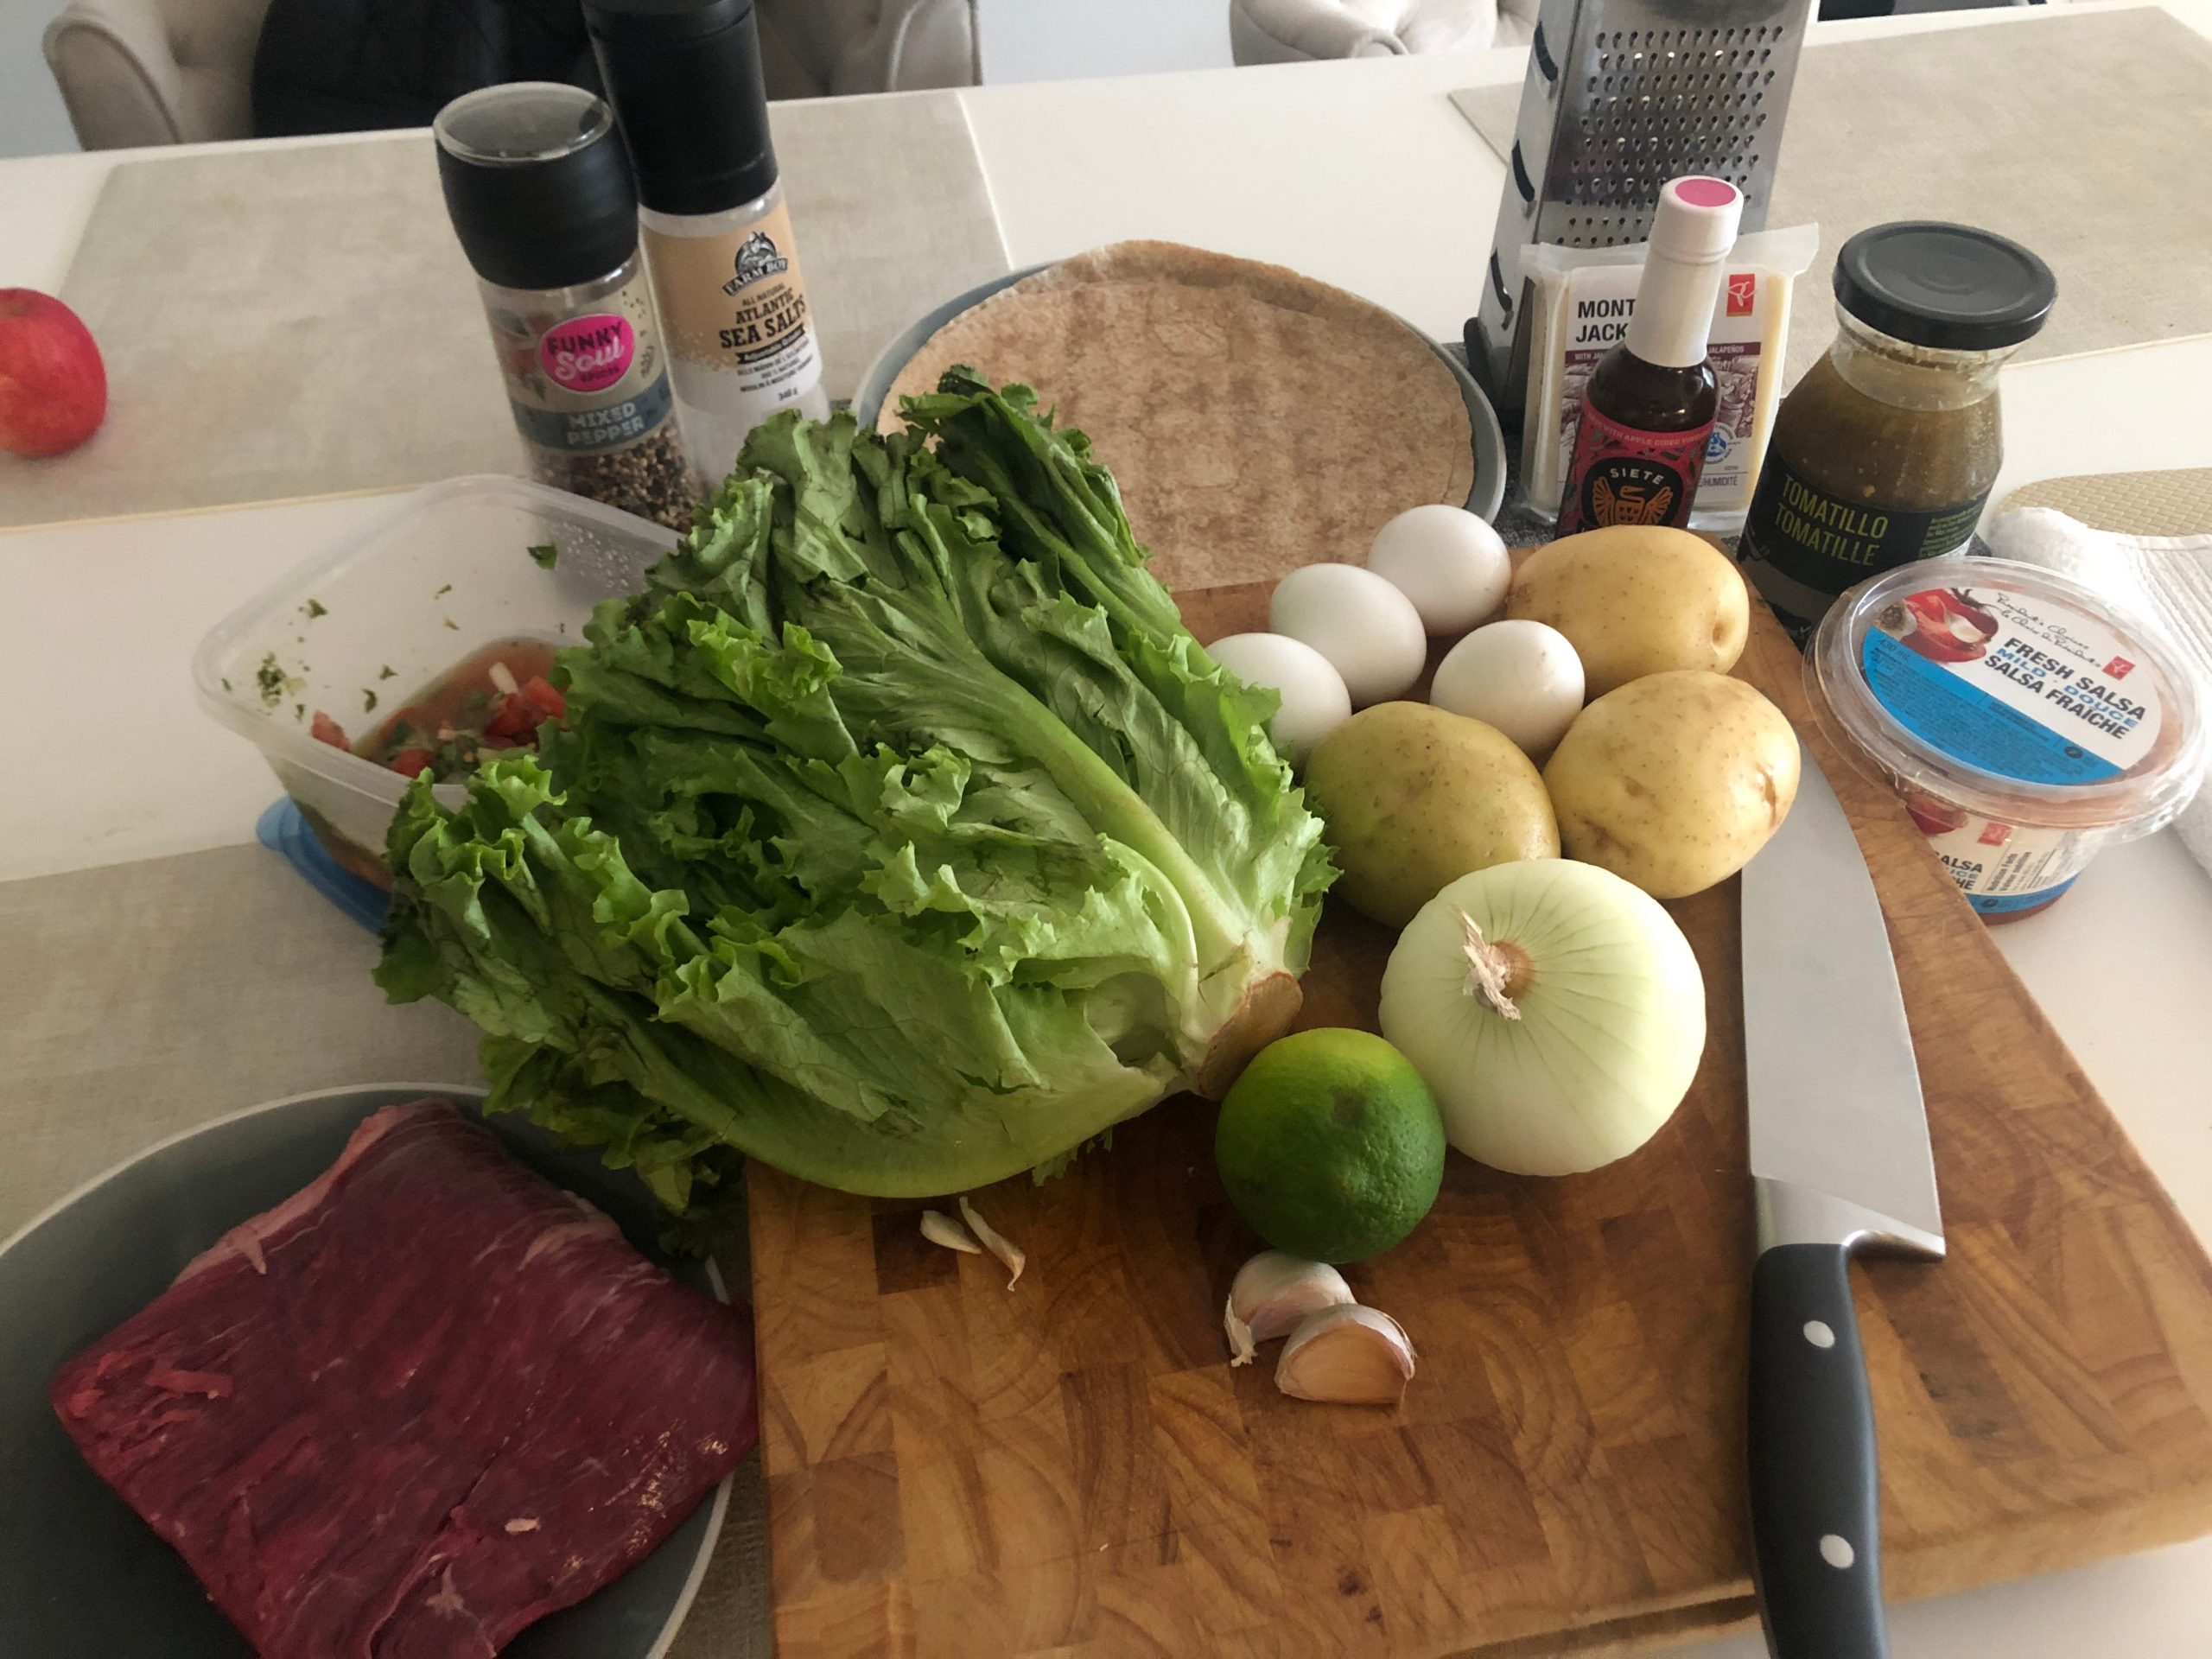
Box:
[0,1084,732,1659]
[852,263,1510,524]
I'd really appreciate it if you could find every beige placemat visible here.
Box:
[1453,8,2212,384]
[2000,467,2212,537]
[2,841,772,1656]
[0,93,1008,531]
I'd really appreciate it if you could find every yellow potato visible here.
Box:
[1507,524,1750,696]
[1543,671,1798,899]
[1306,702,1559,927]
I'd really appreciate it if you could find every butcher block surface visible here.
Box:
[747,588,2212,1657]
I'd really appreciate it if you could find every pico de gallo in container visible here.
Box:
[308,640,566,783]
[193,477,677,899]
[1807,556,2205,921]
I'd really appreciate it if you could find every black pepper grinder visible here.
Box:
[434,81,695,531]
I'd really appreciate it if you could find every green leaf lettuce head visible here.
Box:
[377,370,1333,1223]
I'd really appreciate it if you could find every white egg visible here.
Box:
[1430,620,1586,760]
[1205,632,1352,764]
[1366,504,1512,634]
[1268,563,1427,708]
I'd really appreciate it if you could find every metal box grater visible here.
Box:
[1468,0,1809,413]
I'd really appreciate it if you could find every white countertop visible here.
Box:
[3,5,2211,1653]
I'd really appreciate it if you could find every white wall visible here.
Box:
[2,0,81,157]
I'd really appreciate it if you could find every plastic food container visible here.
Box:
[194,476,677,886]
[1808,556,2205,922]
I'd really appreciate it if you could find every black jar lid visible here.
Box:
[434,83,637,291]
[583,0,777,219]
[1834,222,2056,353]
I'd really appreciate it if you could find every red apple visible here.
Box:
[0,289,107,457]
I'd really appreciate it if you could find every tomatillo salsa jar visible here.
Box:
[1738,223,2056,639]
[1808,556,2204,922]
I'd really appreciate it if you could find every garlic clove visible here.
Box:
[920,1209,982,1255]
[1274,1305,1416,1406]
[1224,1251,1356,1367]
[957,1195,1026,1289]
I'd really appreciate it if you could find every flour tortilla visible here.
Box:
[883,241,1477,590]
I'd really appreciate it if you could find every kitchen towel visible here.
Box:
[1982,497,2212,880]
[0,841,771,1656]
[0,94,1010,531]
[1452,7,2212,385]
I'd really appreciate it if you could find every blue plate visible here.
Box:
[851,262,1510,523]
[0,1084,732,1659]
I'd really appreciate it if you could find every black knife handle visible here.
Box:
[1749,1243,1888,1659]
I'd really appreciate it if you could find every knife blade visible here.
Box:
[1740,746,1944,1659]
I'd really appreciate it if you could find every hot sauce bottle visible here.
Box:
[1556,176,1744,535]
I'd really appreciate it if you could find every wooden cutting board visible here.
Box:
[747,591,2212,1657]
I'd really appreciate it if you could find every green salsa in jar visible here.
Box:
[1738,222,2054,639]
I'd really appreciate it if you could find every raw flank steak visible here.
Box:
[48,1100,756,1659]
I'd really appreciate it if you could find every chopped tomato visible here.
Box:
[310,711,350,750]
[482,675,566,743]
[483,699,536,744]
[518,676,565,721]
[356,639,563,784]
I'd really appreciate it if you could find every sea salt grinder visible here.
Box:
[585,0,831,485]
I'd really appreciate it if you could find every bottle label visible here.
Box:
[1555,398,1711,534]
[539,313,635,393]
[643,198,825,418]
[506,371,676,454]
[485,264,674,456]
[1859,582,2162,785]
[1739,451,1988,607]
[1904,794,2089,916]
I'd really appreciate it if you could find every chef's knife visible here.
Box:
[1741,747,1944,1659]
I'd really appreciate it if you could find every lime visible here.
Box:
[1214,1028,1446,1264]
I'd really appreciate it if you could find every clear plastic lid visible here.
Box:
[1807,556,2205,835]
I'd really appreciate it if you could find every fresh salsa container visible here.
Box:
[193,476,676,886]
[1808,556,2205,922]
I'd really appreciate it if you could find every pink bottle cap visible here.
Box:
[1650,176,1744,264]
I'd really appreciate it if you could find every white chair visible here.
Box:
[759,0,978,96]
[1229,0,1539,63]
[43,0,265,148]
[42,0,979,150]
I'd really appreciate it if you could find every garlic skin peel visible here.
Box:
[1225,1251,1355,1365]
[920,1209,982,1254]
[957,1195,1026,1289]
[1275,1305,1416,1405]
[1378,859,1705,1176]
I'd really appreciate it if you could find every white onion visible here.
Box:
[1378,859,1705,1176]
